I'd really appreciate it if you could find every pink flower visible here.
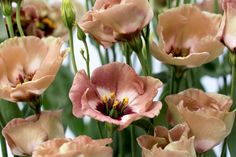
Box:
[79,0,153,47]
[151,4,224,67]
[217,0,236,52]
[0,36,66,102]
[137,124,196,157]
[2,111,64,156]
[32,135,112,157]
[69,62,162,130]
[166,88,235,153]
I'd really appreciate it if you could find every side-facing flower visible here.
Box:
[217,0,236,52]
[2,111,64,156]
[69,62,162,130]
[32,135,112,157]
[151,4,224,67]
[166,88,235,153]
[79,0,153,47]
[0,36,67,102]
[137,124,196,157]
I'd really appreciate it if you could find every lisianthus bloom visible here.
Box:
[217,0,236,52]
[32,135,112,157]
[166,88,235,153]
[0,36,66,102]
[151,4,224,68]
[79,0,153,47]
[2,111,64,156]
[69,62,162,130]
[14,0,84,39]
[137,124,196,157]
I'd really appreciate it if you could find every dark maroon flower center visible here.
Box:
[168,47,190,57]
[96,93,133,120]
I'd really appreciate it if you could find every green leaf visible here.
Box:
[43,66,85,136]
[0,8,8,43]
[132,118,154,135]
[0,99,22,124]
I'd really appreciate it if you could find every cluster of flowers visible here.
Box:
[0,0,235,156]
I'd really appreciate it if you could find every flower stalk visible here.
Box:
[69,28,78,73]
[16,0,24,36]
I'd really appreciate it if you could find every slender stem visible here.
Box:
[96,121,104,138]
[176,0,180,7]
[125,50,131,66]
[136,52,149,76]
[69,29,78,73]
[96,44,105,65]
[82,40,90,78]
[220,138,227,157]
[111,46,116,62]
[131,125,136,157]
[170,66,175,94]
[167,0,171,8]
[0,112,8,157]
[214,0,219,13]
[16,0,24,36]
[143,25,151,75]
[197,153,204,157]
[118,131,124,157]
[230,57,236,105]
[105,49,109,64]
[6,15,14,38]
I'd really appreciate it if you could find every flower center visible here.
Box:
[96,92,132,119]
[168,47,190,57]
[36,17,57,35]
[14,73,34,87]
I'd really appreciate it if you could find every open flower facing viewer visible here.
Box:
[2,111,64,156]
[166,88,235,153]
[0,36,67,102]
[32,135,113,157]
[151,4,224,68]
[69,62,162,130]
[137,124,196,157]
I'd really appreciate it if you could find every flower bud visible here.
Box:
[127,35,143,53]
[61,0,76,29]
[1,0,13,16]
[77,24,86,41]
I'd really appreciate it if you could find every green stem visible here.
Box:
[197,153,204,157]
[82,40,90,79]
[125,50,131,66]
[69,29,78,73]
[170,66,175,94]
[143,25,151,75]
[111,46,117,62]
[220,138,227,157]
[0,113,7,157]
[6,15,14,38]
[96,44,105,65]
[167,0,171,8]
[16,0,24,36]
[131,125,136,157]
[230,57,236,105]
[118,131,124,157]
[105,49,109,64]
[96,121,104,138]
[176,0,180,7]
[136,52,149,76]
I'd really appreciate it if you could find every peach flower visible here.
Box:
[32,135,112,157]
[151,4,224,67]
[166,88,235,153]
[137,124,196,157]
[17,0,84,39]
[0,36,66,102]
[2,111,64,156]
[79,0,153,47]
[69,62,162,130]
[217,0,236,52]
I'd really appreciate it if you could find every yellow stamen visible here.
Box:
[113,100,119,108]
[122,97,129,107]
[42,18,57,29]
[103,95,108,104]
[110,92,115,100]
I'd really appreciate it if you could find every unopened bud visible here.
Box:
[1,0,13,16]
[77,25,86,41]
[61,0,76,29]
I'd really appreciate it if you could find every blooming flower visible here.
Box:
[137,124,196,157]
[13,0,84,39]
[79,0,153,47]
[166,88,235,153]
[69,62,162,130]
[151,4,224,67]
[0,36,66,102]
[217,0,236,52]
[32,135,112,157]
[2,111,64,156]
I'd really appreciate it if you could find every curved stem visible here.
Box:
[82,40,90,79]
[16,0,24,36]
[69,29,78,73]
[220,138,227,157]
[6,15,14,38]
[136,51,149,76]
[96,121,103,138]
[170,66,175,94]
[0,112,8,157]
